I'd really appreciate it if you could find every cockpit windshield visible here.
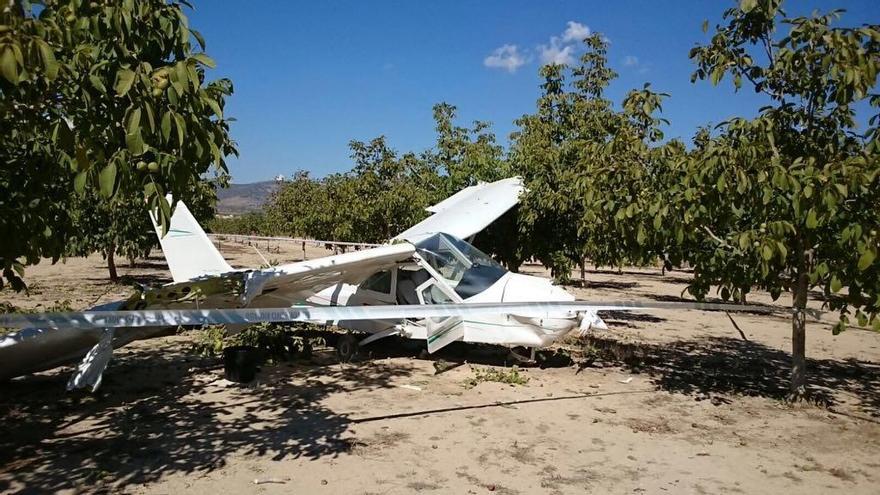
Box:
[413,233,508,299]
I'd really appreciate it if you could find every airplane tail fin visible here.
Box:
[150,199,233,283]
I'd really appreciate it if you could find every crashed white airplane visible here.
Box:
[0,177,765,390]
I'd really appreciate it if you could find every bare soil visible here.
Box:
[1,238,878,494]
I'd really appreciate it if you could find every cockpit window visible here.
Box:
[414,233,507,299]
[361,270,392,294]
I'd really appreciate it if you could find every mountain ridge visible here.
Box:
[215,180,280,215]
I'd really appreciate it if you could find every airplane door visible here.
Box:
[416,279,464,353]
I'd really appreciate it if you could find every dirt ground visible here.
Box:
[1,238,879,494]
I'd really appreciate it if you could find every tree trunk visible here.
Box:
[579,259,586,283]
[107,242,118,282]
[790,267,809,398]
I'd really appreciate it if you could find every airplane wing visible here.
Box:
[394,177,524,241]
[242,243,416,304]
[0,243,417,384]
[0,299,776,388]
[3,301,777,331]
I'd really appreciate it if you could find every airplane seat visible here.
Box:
[396,269,430,305]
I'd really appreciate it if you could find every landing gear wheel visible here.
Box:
[336,334,359,363]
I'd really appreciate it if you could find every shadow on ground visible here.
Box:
[565,279,640,291]
[0,341,412,493]
[577,334,880,418]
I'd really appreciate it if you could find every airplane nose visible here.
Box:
[500,273,608,335]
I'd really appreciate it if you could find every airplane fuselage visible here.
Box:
[304,235,592,351]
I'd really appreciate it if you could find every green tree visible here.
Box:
[681,0,880,396]
[68,173,223,281]
[510,61,593,281]
[1,0,236,288]
[348,136,434,242]
[430,102,508,194]
[426,102,524,269]
[576,85,687,274]
[265,170,322,237]
[207,211,270,237]
[266,138,436,245]
[511,34,676,280]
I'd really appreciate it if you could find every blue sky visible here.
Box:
[187,1,878,183]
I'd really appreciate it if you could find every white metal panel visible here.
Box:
[395,177,524,241]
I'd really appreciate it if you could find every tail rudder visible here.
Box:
[150,199,232,282]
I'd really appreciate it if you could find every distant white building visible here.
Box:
[274,174,285,183]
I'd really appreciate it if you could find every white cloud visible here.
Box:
[621,55,650,74]
[538,21,591,66]
[561,21,590,43]
[483,44,528,73]
[485,21,595,71]
[539,40,576,65]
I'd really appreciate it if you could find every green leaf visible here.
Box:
[99,162,117,198]
[143,104,156,133]
[806,209,818,229]
[191,53,216,69]
[210,141,222,166]
[127,107,142,136]
[36,40,59,80]
[205,97,223,118]
[73,171,88,194]
[739,233,750,251]
[858,249,876,271]
[161,111,172,142]
[740,0,757,12]
[174,113,186,147]
[761,244,773,261]
[89,74,107,93]
[0,45,19,84]
[158,194,172,235]
[830,276,842,293]
[115,69,136,96]
[126,130,144,155]
[191,29,207,50]
[775,242,787,261]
